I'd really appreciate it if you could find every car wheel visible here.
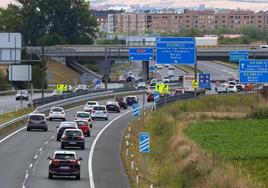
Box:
[117,110,120,113]
[61,145,64,149]
[62,118,66,121]
[124,106,127,109]
[87,132,91,137]
[81,145,85,150]
[105,117,108,120]
[92,118,94,120]
[27,128,31,131]
[76,174,80,180]
[44,127,48,131]
[48,173,53,179]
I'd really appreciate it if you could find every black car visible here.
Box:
[48,151,82,180]
[126,96,138,106]
[114,97,127,109]
[61,129,85,150]
[106,101,120,113]
[56,122,78,141]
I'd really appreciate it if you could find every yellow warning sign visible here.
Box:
[56,84,68,92]
[192,80,198,89]
[155,84,163,93]
[162,84,169,94]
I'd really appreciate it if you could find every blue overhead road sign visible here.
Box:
[240,59,268,83]
[229,50,248,62]
[156,37,196,64]
[139,132,150,153]
[199,73,211,89]
[129,48,153,61]
[132,103,140,117]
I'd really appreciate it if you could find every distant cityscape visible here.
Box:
[92,9,268,35]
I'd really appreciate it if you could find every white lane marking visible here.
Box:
[38,147,42,152]
[88,110,131,188]
[34,155,38,159]
[32,150,43,175]
[0,126,26,143]
[44,141,48,145]
[29,164,33,169]
[22,172,29,188]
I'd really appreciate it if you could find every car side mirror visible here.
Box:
[78,157,83,161]
[47,157,51,160]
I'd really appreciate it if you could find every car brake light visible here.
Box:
[51,159,60,166]
[61,135,68,140]
[78,136,84,141]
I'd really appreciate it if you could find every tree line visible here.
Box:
[0,0,98,90]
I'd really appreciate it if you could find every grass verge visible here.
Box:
[122,93,266,187]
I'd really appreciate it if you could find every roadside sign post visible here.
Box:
[139,132,150,179]
[199,73,211,89]
[154,91,160,111]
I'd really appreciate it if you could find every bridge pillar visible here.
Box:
[142,61,149,81]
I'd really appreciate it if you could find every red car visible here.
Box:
[147,93,154,102]
[75,120,91,137]
[48,151,82,180]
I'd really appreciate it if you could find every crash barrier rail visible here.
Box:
[156,93,195,107]
[0,89,53,96]
[0,89,146,131]
[31,87,149,107]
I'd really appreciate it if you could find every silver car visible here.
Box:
[27,113,48,131]
[91,105,108,120]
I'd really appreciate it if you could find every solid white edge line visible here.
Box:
[88,110,131,188]
[0,126,26,143]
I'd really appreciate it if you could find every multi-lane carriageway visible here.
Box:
[0,61,238,188]
[0,95,152,188]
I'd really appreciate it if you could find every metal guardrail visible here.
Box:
[0,89,53,96]
[0,89,146,131]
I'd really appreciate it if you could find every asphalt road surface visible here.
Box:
[0,95,150,188]
[0,93,53,115]
[197,61,238,81]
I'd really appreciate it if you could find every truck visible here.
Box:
[183,74,195,92]
[195,37,218,48]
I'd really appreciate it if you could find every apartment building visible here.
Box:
[105,10,268,34]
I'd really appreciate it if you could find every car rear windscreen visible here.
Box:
[87,102,96,105]
[55,154,75,160]
[29,115,44,120]
[52,108,63,112]
[77,113,89,118]
[94,106,105,110]
[65,130,82,137]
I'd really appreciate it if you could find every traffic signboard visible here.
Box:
[155,84,163,93]
[240,59,268,83]
[149,66,155,73]
[199,73,211,89]
[132,103,140,117]
[156,37,196,64]
[56,84,68,92]
[192,80,198,89]
[129,48,153,61]
[139,132,150,153]
[229,50,248,62]
[154,91,160,101]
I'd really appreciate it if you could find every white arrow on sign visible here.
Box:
[241,63,244,70]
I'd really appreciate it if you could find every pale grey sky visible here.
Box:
[1,0,268,10]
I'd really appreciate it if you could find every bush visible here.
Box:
[248,108,268,119]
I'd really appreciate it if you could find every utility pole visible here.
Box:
[41,46,45,104]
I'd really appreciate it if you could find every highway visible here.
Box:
[0,95,149,188]
[197,61,238,81]
[0,93,53,115]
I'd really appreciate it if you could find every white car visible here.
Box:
[228,85,237,93]
[163,77,171,83]
[168,65,175,70]
[48,107,66,121]
[228,81,236,86]
[168,70,175,77]
[75,84,88,92]
[91,105,108,120]
[155,64,163,69]
[137,82,147,89]
[165,64,169,67]
[217,84,228,93]
[15,90,29,101]
[84,101,99,112]
[74,111,92,127]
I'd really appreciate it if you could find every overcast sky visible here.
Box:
[1,0,268,10]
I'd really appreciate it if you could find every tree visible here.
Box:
[0,0,98,45]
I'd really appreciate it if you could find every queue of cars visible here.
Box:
[26,94,140,180]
